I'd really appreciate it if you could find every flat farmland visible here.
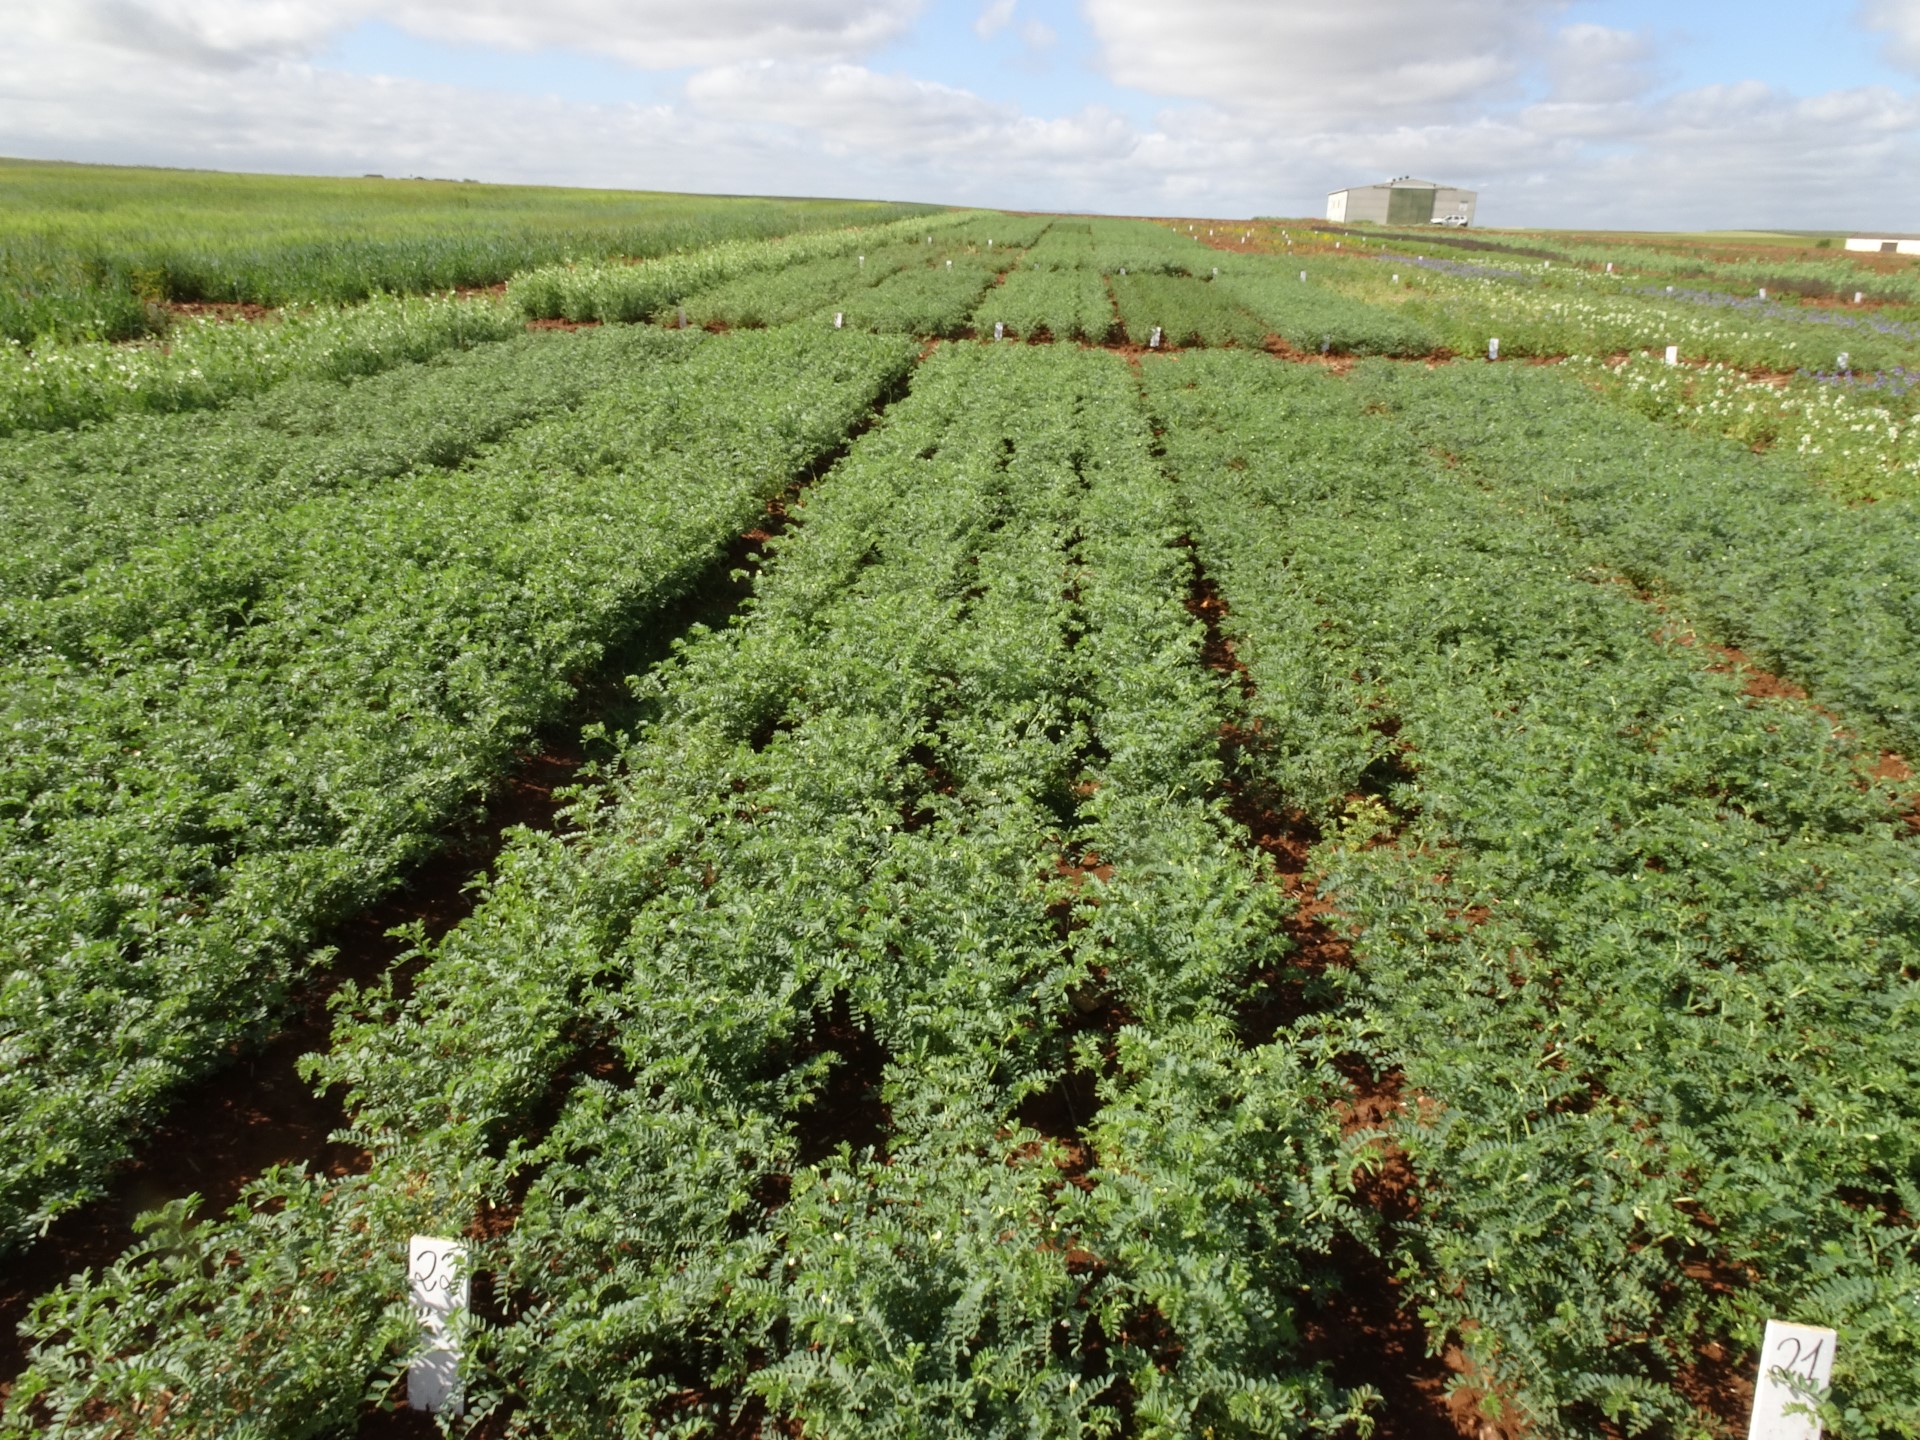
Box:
[1,179,1917,1440]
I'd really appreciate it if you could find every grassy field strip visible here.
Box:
[1110,273,1267,350]
[952,220,1448,357]
[834,245,1023,337]
[1320,224,1920,310]
[975,265,1115,342]
[997,231,1915,503]
[6,345,1374,1439]
[1147,350,1920,1437]
[1348,361,1920,759]
[0,326,916,1253]
[0,326,679,603]
[0,158,932,345]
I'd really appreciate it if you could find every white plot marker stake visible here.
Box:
[1665,344,1679,365]
[1487,337,1499,361]
[993,321,1004,341]
[1855,291,1865,304]
[1149,326,1162,349]
[1759,287,1768,300]
[1606,262,1614,273]
[1747,1320,1835,1440]
[834,311,843,329]
[408,1236,468,1416]
[1299,270,1307,282]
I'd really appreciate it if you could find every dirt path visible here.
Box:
[1178,544,1520,1440]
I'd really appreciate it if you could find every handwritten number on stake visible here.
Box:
[1747,1320,1836,1440]
[408,1236,469,1415]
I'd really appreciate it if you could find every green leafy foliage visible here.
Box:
[1350,361,1920,756]
[0,293,522,438]
[1147,349,1920,1437]
[508,213,983,324]
[970,266,1116,342]
[0,325,915,1249]
[1110,274,1267,349]
[0,325,671,601]
[7,344,1372,1440]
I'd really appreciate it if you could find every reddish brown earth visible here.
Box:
[164,300,279,324]
[1263,334,1362,374]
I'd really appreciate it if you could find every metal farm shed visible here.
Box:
[1845,234,1920,256]
[1327,178,1476,227]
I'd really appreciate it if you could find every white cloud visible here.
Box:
[1020,19,1057,51]
[1548,24,1657,104]
[2,1,1918,230]
[687,61,1006,151]
[1859,0,1920,74]
[975,0,1017,40]
[1080,0,1563,118]
[34,0,924,71]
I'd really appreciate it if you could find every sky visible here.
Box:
[5,0,1919,229]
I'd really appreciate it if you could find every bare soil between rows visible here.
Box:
[1180,548,1517,1440]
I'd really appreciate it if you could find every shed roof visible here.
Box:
[1330,177,1467,194]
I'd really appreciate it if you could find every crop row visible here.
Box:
[1147,350,1920,1437]
[960,223,1445,356]
[1347,360,1920,758]
[0,325,677,602]
[679,244,930,328]
[1358,226,1920,312]
[0,326,917,1250]
[1314,252,1920,375]
[1268,246,1920,499]
[7,344,1376,1439]
[507,211,986,325]
[972,265,1115,342]
[1566,353,1919,504]
[0,292,524,440]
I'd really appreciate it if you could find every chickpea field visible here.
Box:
[1,177,1917,1440]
